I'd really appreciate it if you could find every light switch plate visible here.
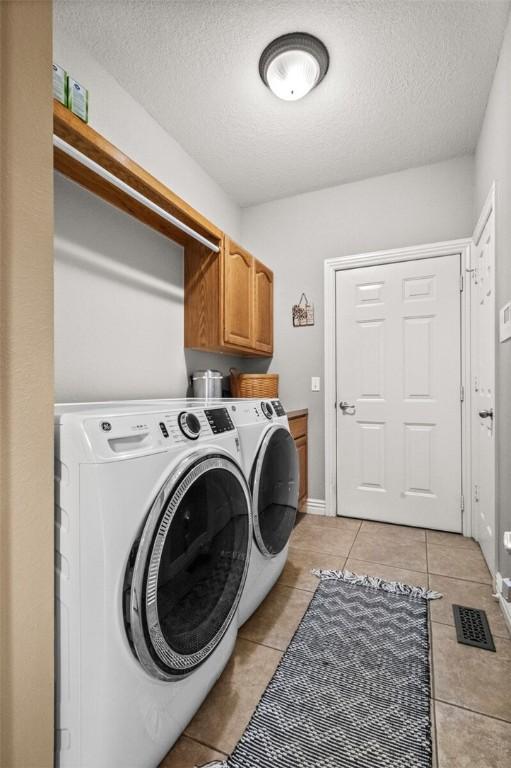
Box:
[500,301,511,342]
[311,376,320,392]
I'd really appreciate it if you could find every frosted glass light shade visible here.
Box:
[266,50,320,101]
[259,33,329,102]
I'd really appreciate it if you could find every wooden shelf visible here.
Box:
[53,100,222,248]
[53,101,275,358]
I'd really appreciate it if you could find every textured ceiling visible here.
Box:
[54,0,510,207]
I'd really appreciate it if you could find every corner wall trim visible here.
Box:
[496,572,511,635]
[303,498,329,516]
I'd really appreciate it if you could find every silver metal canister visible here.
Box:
[191,369,223,399]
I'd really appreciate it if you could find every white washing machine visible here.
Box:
[83,397,300,624]
[54,401,252,768]
[221,398,299,624]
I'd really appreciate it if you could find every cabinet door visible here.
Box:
[295,434,308,508]
[223,238,254,348]
[253,259,273,354]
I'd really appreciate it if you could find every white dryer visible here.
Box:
[59,397,300,626]
[54,401,251,768]
[222,398,299,624]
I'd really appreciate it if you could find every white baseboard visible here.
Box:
[496,572,511,636]
[302,498,332,516]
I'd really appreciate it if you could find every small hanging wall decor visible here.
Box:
[292,293,315,327]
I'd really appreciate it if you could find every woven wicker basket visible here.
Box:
[230,369,279,399]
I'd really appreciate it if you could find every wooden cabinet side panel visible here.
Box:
[184,241,221,349]
[223,238,254,348]
[253,259,273,354]
[288,415,307,440]
[296,434,308,510]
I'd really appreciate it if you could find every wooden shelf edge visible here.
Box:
[53,100,222,246]
[184,344,273,359]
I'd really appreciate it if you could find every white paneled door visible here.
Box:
[336,255,462,531]
[472,206,496,574]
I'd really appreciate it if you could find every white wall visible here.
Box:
[55,174,188,402]
[54,175,250,402]
[475,11,511,578]
[53,32,241,238]
[53,32,247,403]
[241,156,474,500]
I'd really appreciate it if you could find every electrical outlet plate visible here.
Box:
[500,301,511,342]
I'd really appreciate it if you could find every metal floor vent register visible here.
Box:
[452,604,495,651]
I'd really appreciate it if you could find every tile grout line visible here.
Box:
[342,520,363,564]
[180,734,228,759]
[427,562,440,765]
[184,634,287,755]
[277,581,319,595]
[339,554,428,576]
[428,537,493,586]
[430,616,511,640]
[238,636,289,654]
[237,634,285,656]
[426,540,482,552]
[428,571,496,588]
[426,536,493,583]
[240,585,314,653]
[433,697,511,726]
[426,542,439,764]
[337,549,494,586]
[290,547,355,560]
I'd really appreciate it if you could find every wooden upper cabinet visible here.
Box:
[184,236,273,357]
[223,239,254,349]
[253,259,273,354]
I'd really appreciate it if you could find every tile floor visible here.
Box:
[161,514,511,768]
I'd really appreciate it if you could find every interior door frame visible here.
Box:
[471,183,497,570]
[324,238,473,535]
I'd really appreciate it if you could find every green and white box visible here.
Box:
[68,77,89,123]
[53,63,68,106]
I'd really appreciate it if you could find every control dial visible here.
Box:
[261,401,273,420]
[178,411,201,440]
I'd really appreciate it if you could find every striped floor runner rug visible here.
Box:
[203,570,441,768]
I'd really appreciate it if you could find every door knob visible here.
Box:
[478,409,494,419]
[339,401,356,415]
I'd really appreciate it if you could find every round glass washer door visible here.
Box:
[251,425,299,558]
[124,449,251,680]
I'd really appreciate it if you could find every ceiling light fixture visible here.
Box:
[259,32,329,102]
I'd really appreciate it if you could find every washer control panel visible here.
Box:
[261,401,274,419]
[205,407,235,434]
[271,400,286,417]
[178,411,202,440]
[159,409,211,444]
[83,406,242,458]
